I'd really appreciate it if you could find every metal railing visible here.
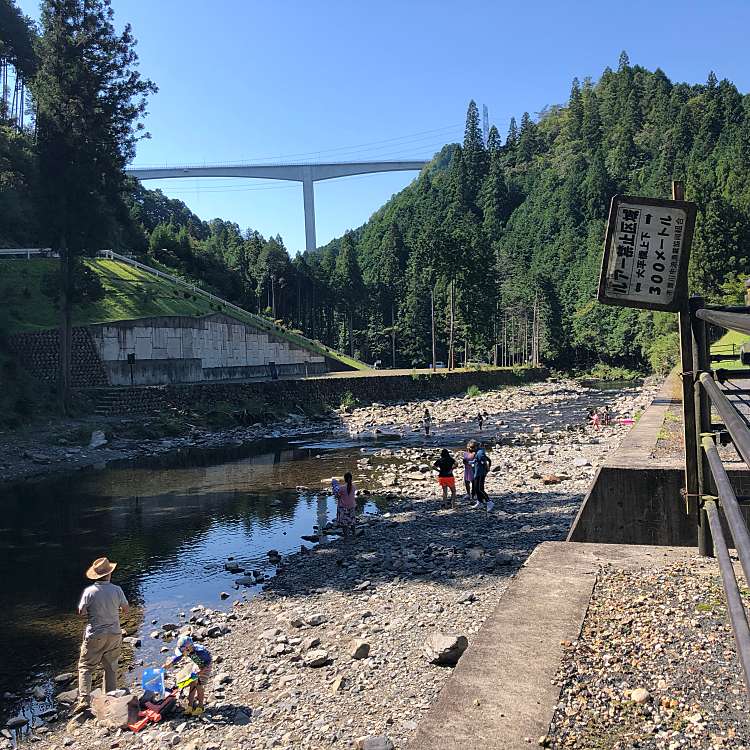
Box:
[0,248,55,258]
[97,250,285,337]
[686,298,750,695]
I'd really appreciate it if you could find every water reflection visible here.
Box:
[0,441,380,703]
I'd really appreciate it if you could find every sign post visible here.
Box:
[598,194,696,312]
[598,187,707,553]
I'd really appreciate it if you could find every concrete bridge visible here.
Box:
[126,160,428,252]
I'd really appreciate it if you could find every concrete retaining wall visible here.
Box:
[568,374,750,546]
[87,313,328,385]
[86,367,549,416]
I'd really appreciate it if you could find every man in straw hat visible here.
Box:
[74,557,129,713]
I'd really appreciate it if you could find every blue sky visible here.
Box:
[16,0,750,254]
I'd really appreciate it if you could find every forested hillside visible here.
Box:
[313,53,750,371]
[3,3,749,376]
[121,55,750,372]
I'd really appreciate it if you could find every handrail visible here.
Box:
[698,372,750,466]
[697,308,750,337]
[704,499,750,695]
[689,299,750,702]
[702,436,750,586]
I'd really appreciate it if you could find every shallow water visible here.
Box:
[0,438,388,715]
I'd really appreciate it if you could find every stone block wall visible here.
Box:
[87,367,549,416]
[7,327,108,387]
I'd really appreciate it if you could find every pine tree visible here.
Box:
[486,125,501,155]
[518,112,537,162]
[479,154,510,241]
[506,117,519,149]
[34,0,155,410]
[566,77,583,140]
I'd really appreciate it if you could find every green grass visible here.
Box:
[710,329,750,371]
[0,258,367,370]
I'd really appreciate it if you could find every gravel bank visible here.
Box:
[547,562,750,749]
[15,379,663,750]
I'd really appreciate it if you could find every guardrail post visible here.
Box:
[679,298,700,533]
[691,296,714,557]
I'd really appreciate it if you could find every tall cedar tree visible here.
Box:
[332,231,364,357]
[34,0,155,410]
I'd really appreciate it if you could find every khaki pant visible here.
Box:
[78,633,122,701]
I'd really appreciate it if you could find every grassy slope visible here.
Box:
[710,329,750,371]
[0,259,367,370]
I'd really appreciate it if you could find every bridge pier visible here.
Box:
[302,168,316,253]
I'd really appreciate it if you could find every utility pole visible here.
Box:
[448,280,455,371]
[430,287,436,370]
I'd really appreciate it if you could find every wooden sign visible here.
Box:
[598,195,697,312]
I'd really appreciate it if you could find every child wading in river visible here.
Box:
[164,635,212,716]
[333,472,357,537]
[423,408,432,437]
[433,448,457,508]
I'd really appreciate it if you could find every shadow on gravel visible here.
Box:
[202,703,252,726]
[263,489,583,599]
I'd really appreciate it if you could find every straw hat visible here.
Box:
[86,557,117,580]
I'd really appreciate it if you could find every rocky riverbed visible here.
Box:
[9,379,665,750]
[0,376,644,485]
[547,561,750,749]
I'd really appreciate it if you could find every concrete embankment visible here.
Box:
[86,366,549,416]
[568,373,750,546]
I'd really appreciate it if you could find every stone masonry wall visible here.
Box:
[87,367,549,416]
[7,327,108,387]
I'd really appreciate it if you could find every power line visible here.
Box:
[131,123,464,168]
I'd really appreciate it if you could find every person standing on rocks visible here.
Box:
[75,557,129,714]
[463,440,477,501]
[472,442,492,510]
[423,408,432,437]
[433,448,458,508]
[476,413,484,432]
[333,472,357,537]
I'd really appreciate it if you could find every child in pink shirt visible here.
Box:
[332,472,357,537]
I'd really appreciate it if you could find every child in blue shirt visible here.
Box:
[164,635,212,715]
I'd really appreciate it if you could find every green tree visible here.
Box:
[34,0,155,409]
[332,231,364,357]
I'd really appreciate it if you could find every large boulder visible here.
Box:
[90,693,139,729]
[424,632,468,666]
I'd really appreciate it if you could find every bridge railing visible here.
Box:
[687,298,750,696]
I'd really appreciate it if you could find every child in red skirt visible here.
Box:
[433,448,457,508]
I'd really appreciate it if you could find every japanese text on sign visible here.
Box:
[604,201,686,306]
